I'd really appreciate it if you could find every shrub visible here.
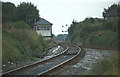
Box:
[11,21,31,29]
[2,27,47,64]
[3,21,31,29]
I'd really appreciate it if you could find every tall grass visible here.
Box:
[2,21,47,64]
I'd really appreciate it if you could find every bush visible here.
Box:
[11,21,31,29]
[2,27,47,64]
[3,21,31,29]
[2,29,21,63]
[67,18,118,48]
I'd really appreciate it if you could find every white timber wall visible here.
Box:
[35,24,52,37]
[36,30,51,36]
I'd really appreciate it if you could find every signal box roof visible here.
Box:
[35,18,53,25]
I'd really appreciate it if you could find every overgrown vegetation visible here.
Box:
[3,21,47,64]
[103,4,119,18]
[2,2,40,27]
[67,3,119,75]
[2,2,48,72]
[53,34,68,42]
[67,4,118,48]
[68,18,118,48]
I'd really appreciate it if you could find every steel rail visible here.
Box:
[2,44,69,76]
[35,45,81,76]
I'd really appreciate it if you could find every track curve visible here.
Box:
[2,44,81,77]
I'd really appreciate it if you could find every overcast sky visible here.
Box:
[2,0,118,36]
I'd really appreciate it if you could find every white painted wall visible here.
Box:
[36,30,51,36]
[35,25,52,37]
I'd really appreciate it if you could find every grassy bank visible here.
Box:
[2,21,47,71]
[67,18,118,48]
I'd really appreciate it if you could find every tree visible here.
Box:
[103,4,118,18]
[2,2,16,23]
[15,2,40,27]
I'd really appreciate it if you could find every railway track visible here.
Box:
[2,44,81,77]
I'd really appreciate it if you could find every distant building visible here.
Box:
[34,18,53,40]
